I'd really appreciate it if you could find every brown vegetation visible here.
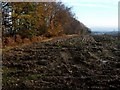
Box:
[4,37,16,46]
[2,35,50,48]
[15,35,22,44]
[22,38,31,45]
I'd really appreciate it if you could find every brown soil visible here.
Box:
[2,34,120,90]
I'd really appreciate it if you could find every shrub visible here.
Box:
[23,38,31,44]
[15,35,22,44]
[17,29,37,39]
[31,36,38,42]
[4,37,16,46]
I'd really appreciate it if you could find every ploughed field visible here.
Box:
[2,35,120,89]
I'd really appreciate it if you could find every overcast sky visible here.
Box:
[61,0,119,31]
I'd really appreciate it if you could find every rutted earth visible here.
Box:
[2,35,120,89]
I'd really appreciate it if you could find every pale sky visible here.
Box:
[60,0,119,31]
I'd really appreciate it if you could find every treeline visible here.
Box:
[2,2,91,39]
